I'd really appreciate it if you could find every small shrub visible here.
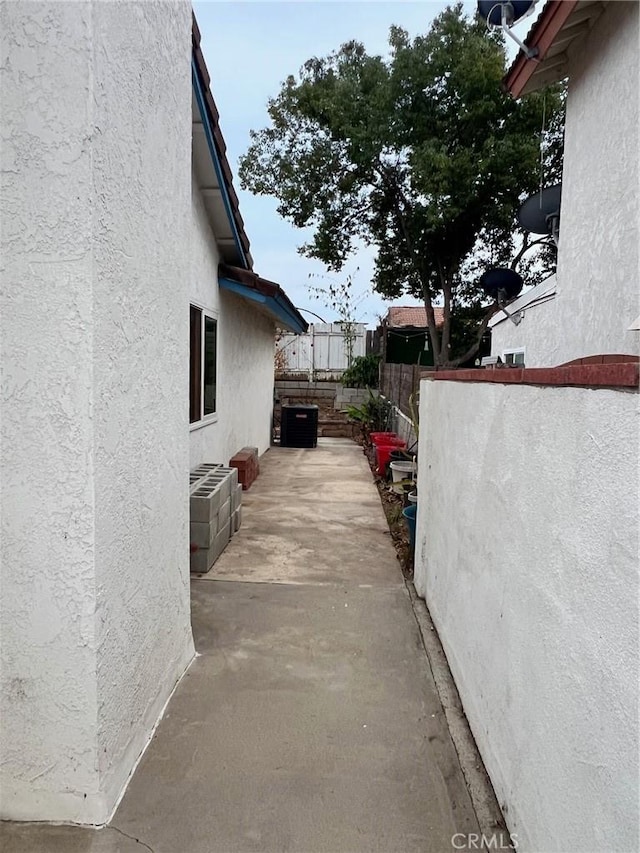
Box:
[345,389,392,433]
[341,354,380,389]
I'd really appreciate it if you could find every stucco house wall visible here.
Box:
[489,278,560,367]
[415,377,639,852]
[507,2,638,366]
[553,1,638,362]
[490,296,560,366]
[91,1,195,815]
[188,178,275,469]
[0,0,195,824]
[0,1,99,823]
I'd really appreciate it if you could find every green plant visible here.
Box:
[386,504,404,526]
[345,389,392,433]
[341,354,380,389]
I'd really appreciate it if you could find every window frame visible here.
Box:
[502,347,526,366]
[189,304,218,429]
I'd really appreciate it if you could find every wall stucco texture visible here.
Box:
[492,3,639,367]
[555,2,639,362]
[490,297,561,367]
[415,378,639,852]
[91,1,195,816]
[1,0,194,824]
[554,3,637,364]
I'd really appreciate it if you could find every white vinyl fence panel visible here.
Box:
[276,323,366,379]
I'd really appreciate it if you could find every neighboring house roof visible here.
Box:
[488,275,557,328]
[219,264,308,334]
[385,306,445,329]
[504,0,605,97]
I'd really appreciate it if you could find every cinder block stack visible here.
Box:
[229,446,260,491]
[189,465,242,574]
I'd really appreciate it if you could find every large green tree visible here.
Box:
[239,4,564,366]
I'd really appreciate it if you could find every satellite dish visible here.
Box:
[477,1,538,59]
[479,268,524,302]
[477,1,535,26]
[518,183,562,243]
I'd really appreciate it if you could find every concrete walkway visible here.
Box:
[2,439,480,853]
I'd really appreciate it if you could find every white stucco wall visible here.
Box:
[489,279,560,367]
[489,295,560,366]
[0,1,99,822]
[0,0,194,824]
[534,2,639,364]
[91,1,195,816]
[189,179,275,469]
[415,378,639,852]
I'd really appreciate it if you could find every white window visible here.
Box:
[502,348,525,366]
[190,305,218,424]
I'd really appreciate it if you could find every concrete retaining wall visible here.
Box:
[275,380,339,401]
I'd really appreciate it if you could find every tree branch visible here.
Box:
[439,260,452,359]
[375,162,443,364]
[510,234,553,271]
[445,304,499,368]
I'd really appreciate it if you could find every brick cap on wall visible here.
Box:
[422,356,639,390]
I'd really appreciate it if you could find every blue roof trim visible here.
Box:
[191,58,248,269]
[219,278,307,334]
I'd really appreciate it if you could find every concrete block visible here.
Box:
[190,548,212,574]
[189,463,224,493]
[231,483,243,513]
[215,467,238,496]
[189,480,224,523]
[232,506,242,534]
[218,497,231,528]
[193,463,221,475]
[190,519,218,549]
[211,520,231,564]
[201,469,234,504]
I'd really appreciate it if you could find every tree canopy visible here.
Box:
[239,3,564,366]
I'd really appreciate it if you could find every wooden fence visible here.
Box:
[381,363,425,417]
[276,323,367,380]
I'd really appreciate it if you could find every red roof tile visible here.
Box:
[386,306,445,329]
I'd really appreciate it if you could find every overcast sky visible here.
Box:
[193,1,516,328]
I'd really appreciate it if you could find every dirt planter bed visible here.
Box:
[360,439,414,578]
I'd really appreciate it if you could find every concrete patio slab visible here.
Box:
[111,580,479,853]
[1,439,482,853]
[207,439,401,586]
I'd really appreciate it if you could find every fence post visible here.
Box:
[308,324,315,382]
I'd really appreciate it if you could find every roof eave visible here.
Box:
[219,264,308,335]
[505,0,579,97]
[192,13,253,269]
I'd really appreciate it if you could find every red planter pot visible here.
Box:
[370,432,403,446]
[375,442,406,476]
